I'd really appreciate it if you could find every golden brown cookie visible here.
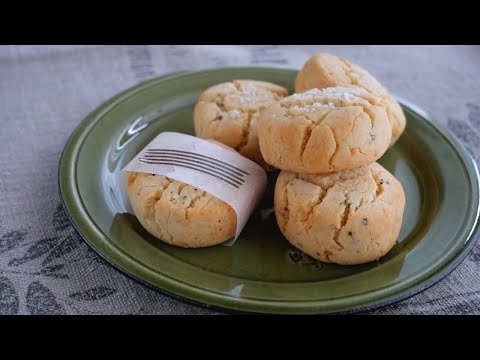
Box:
[127,172,236,248]
[257,87,392,174]
[295,53,406,145]
[274,163,405,265]
[194,80,288,169]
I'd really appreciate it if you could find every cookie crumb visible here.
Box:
[227,109,241,117]
[290,102,335,113]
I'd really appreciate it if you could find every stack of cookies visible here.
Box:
[194,53,406,265]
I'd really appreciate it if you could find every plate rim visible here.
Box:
[59,67,480,314]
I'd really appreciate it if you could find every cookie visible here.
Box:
[295,53,406,145]
[274,163,405,265]
[194,80,288,169]
[127,172,236,248]
[257,87,392,173]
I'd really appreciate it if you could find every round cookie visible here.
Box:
[127,172,236,248]
[295,53,406,145]
[257,86,392,174]
[274,163,405,265]
[194,80,288,169]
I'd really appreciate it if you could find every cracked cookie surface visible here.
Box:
[294,53,406,145]
[257,87,392,173]
[194,80,288,170]
[127,172,236,248]
[274,163,405,265]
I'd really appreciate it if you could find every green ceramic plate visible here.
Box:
[59,67,480,314]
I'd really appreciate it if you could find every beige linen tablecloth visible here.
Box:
[1,45,479,314]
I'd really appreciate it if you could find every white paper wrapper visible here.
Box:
[119,132,267,246]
